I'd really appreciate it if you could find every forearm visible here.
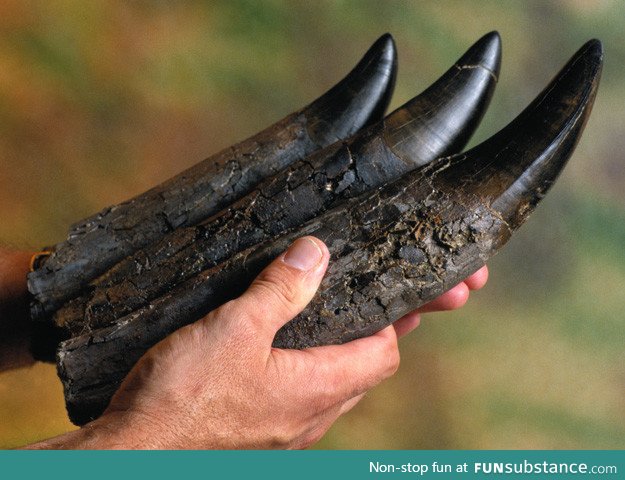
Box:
[0,248,35,370]
[23,412,152,449]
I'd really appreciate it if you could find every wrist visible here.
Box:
[89,409,177,449]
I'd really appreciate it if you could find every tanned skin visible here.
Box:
[0,241,487,449]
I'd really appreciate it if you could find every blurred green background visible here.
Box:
[0,0,623,449]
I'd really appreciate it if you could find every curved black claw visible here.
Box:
[434,39,603,233]
[48,33,502,340]
[54,40,603,425]
[27,34,399,322]
[384,31,501,164]
[306,33,397,144]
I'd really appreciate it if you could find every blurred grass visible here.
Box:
[0,0,623,449]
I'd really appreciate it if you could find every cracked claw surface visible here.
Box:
[27,33,399,323]
[53,32,502,339]
[275,39,604,348]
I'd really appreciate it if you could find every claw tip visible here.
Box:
[462,31,502,79]
[305,33,398,144]
[584,38,603,54]
[370,32,397,66]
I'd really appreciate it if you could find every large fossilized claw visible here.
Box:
[56,39,600,425]
[273,39,604,348]
[28,33,398,318]
[49,32,501,340]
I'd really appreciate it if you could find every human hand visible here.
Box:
[96,236,399,449]
[70,239,485,448]
[26,237,487,449]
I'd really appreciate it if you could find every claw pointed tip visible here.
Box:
[305,35,398,145]
[484,30,501,42]
[366,32,398,83]
[373,32,396,53]
[567,38,604,83]
[458,31,502,79]
[583,38,604,57]
[361,32,397,68]
[383,32,501,165]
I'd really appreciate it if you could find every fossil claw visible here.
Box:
[27,34,399,319]
[51,33,502,340]
[434,39,603,233]
[54,37,603,427]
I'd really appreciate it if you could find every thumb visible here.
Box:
[235,236,329,343]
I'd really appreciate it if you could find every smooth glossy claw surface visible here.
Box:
[27,34,399,321]
[305,33,397,144]
[384,31,501,162]
[434,39,603,231]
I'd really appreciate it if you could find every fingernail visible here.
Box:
[283,238,323,272]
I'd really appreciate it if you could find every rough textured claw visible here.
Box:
[50,33,501,339]
[56,40,601,426]
[27,33,399,321]
[275,39,604,348]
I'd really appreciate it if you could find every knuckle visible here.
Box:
[323,374,350,406]
[268,429,295,449]
[262,417,306,449]
[204,300,240,331]
[211,300,245,327]
[211,299,245,323]
[201,300,259,348]
[303,363,345,410]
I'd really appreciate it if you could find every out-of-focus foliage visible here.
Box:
[0,0,623,449]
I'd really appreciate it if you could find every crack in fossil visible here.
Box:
[55,135,427,334]
[455,62,499,82]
